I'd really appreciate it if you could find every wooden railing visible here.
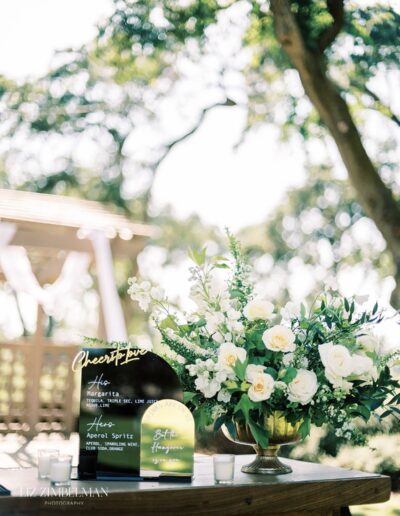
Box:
[0,339,78,436]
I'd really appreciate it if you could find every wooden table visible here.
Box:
[0,455,391,515]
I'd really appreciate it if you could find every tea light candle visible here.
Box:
[37,450,59,479]
[213,454,235,484]
[49,455,72,487]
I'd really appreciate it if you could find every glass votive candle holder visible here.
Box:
[213,454,235,484]
[37,449,59,479]
[49,454,72,487]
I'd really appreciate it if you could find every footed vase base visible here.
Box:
[241,446,292,475]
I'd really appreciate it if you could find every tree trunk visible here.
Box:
[270,0,400,308]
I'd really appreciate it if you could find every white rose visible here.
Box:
[218,342,247,370]
[248,373,275,402]
[356,335,380,354]
[319,342,353,378]
[351,354,378,381]
[287,369,318,405]
[245,364,265,383]
[326,372,353,392]
[281,301,304,320]
[351,354,374,375]
[262,325,296,352]
[243,300,274,321]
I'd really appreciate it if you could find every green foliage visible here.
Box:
[239,165,394,305]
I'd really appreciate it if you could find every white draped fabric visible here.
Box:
[0,246,91,318]
[0,222,128,341]
[89,230,128,342]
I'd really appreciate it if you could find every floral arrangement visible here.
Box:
[128,233,400,448]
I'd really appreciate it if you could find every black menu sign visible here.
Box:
[74,347,183,480]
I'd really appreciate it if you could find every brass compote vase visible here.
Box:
[222,411,302,475]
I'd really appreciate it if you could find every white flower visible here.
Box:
[215,370,228,383]
[220,299,232,312]
[319,342,353,378]
[282,352,294,367]
[230,320,244,333]
[217,342,246,370]
[274,381,287,391]
[299,357,308,368]
[287,369,318,405]
[227,309,241,320]
[280,301,304,320]
[356,335,380,354]
[209,275,229,298]
[262,325,296,352]
[150,286,164,301]
[213,332,225,344]
[351,354,378,381]
[243,299,274,321]
[351,354,374,375]
[217,389,231,403]
[245,364,265,383]
[195,375,220,398]
[248,373,275,402]
[140,281,151,291]
[354,294,369,305]
[205,312,224,334]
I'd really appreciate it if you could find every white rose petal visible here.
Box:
[248,373,275,402]
[351,354,374,376]
[243,300,274,321]
[245,364,265,383]
[281,301,304,320]
[351,354,378,381]
[217,342,247,370]
[262,325,296,353]
[325,371,353,392]
[356,335,380,354]
[319,342,353,378]
[287,369,318,405]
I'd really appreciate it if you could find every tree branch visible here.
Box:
[317,0,345,52]
[140,97,237,219]
[359,83,400,128]
[153,97,237,170]
[270,0,400,308]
